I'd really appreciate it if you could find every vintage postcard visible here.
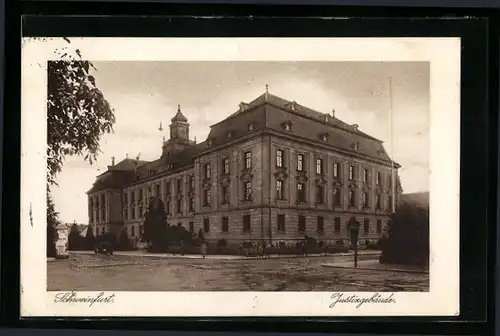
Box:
[21,37,460,316]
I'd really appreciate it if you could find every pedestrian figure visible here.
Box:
[201,241,207,259]
[180,240,185,256]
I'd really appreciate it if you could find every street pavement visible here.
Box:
[47,252,429,292]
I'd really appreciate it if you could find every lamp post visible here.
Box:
[348,216,360,268]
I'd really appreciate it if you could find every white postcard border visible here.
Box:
[20,37,460,317]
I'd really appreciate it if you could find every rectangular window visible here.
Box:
[165,201,171,214]
[297,154,304,171]
[189,197,195,212]
[203,189,211,206]
[333,162,339,178]
[349,165,355,180]
[221,217,229,233]
[244,151,252,169]
[276,180,284,200]
[165,182,171,195]
[316,158,323,175]
[376,172,382,185]
[363,168,369,183]
[176,199,182,213]
[131,207,136,220]
[155,184,161,198]
[123,192,128,205]
[204,164,211,179]
[138,189,143,201]
[124,208,128,221]
[243,215,251,233]
[376,219,382,234]
[316,186,325,204]
[222,185,230,204]
[298,215,306,232]
[333,188,341,206]
[362,192,369,208]
[223,158,230,174]
[376,194,381,209]
[388,195,393,210]
[334,217,341,233]
[276,149,284,167]
[131,190,135,203]
[190,175,195,191]
[317,216,324,234]
[277,214,285,232]
[138,205,143,219]
[297,183,306,202]
[244,182,252,201]
[349,189,356,207]
[177,179,183,194]
[131,225,135,238]
[203,218,210,233]
[364,219,370,233]
[189,221,194,233]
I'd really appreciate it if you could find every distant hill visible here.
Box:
[400,192,429,210]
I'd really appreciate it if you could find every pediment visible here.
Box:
[348,182,358,189]
[274,170,289,180]
[240,169,254,182]
[315,176,327,186]
[332,180,343,188]
[221,175,231,186]
[202,180,211,190]
[296,174,308,183]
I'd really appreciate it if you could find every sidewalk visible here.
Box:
[321,259,429,274]
[70,249,381,260]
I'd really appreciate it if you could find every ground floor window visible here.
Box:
[221,217,229,233]
[277,214,285,232]
[298,215,306,232]
[243,215,251,233]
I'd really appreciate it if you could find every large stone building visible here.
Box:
[87,89,403,247]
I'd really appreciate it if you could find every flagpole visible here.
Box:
[389,77,396,213]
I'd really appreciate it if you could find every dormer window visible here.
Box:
[352,142,360,150]
[227,131,233,140]
[248,123,254,132]
[239,102,248,112]
[207,139,213,147]
[319,133,328,142]
[281,121,292,132]
[324,114,329,122]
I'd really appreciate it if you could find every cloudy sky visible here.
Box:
[52,61,429,224]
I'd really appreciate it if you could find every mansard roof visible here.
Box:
[88,143,206,194]
[206,92,395,165]
[89,92,399,194]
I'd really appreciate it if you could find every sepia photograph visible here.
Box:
[21,38,459,316]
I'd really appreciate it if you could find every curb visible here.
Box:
[320,264,429,274]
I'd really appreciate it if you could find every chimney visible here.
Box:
[111,156,115,166]
[351,124,359,131]
[332,108,335,117]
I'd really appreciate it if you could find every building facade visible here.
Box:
[87,91,403,247]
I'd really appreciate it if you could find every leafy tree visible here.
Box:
[84,225,95,250]
[68,223,83,250]
[142,197,167,248]
[46,188,58,257]
[47,38,115,186]
[42,38,115,245]
[380,203,429,266]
